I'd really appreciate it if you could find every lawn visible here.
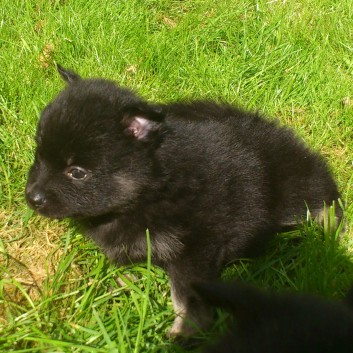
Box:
[1,0,353,351]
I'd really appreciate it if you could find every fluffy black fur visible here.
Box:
[194,281,353,353]
[26,66,341,337]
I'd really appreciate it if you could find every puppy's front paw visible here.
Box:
[167,316,205,350]
[167,315,198,338]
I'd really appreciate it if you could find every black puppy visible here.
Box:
[26,66,341,337]
[194,281,353,353]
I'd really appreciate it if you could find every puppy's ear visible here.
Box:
[193,281,237,309]
[193,281,268,315]
[122,104,165,141]
[57,64,81,84]
[123,116,161,140]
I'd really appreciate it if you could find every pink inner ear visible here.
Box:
[128,117,153,140]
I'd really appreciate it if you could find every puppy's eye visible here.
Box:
[66,166,88,180]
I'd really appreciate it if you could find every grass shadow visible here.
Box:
[223,218,353,298]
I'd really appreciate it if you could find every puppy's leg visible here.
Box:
[167,261,217,338]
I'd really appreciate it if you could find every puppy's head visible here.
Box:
[25,66,165,219]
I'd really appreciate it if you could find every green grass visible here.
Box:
[1,0,353,351]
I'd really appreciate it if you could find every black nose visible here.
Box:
[27,190,47,209]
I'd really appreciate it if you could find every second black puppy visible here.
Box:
[194,281,353,353]
[26,66,341,337]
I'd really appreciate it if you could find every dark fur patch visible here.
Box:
[194,281,353,353]
[26,66,342,337]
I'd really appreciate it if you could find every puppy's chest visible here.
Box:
[85,216,184,267]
